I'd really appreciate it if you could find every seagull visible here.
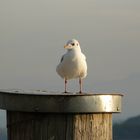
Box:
[56,39,87,93]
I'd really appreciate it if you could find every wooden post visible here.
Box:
[0,90,123,140]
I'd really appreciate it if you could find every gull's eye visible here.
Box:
[71,43,75,46]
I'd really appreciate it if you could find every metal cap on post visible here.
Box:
[0,90,123,140]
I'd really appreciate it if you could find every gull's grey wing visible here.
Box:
[60,54,65,63]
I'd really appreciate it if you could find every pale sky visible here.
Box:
[0,0,140,126]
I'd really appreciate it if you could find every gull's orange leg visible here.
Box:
[64,78,68,93]
[79,78,82,94]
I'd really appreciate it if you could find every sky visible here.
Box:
[0,0,140,127]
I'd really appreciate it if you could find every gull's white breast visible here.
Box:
[56,49,87,80]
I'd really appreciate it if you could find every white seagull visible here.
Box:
[56,39,87,93]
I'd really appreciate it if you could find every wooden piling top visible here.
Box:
[0,89,123,113]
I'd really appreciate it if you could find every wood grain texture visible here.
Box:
[73,114,112,140]
[7,111,112,140]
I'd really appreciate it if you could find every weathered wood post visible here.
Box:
[0,90,123,140]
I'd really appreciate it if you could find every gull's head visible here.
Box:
[64,39,81,51]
